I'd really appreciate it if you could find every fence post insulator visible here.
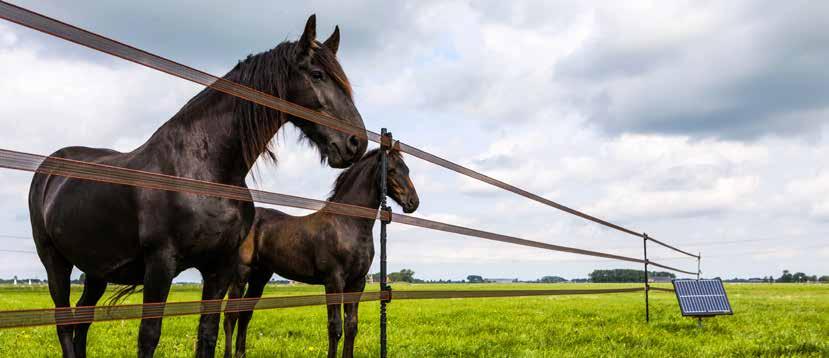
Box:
[381,205,392,224]
[380,131,394,150]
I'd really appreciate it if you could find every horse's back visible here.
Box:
[29,146,144,283]
[30,146,126,225]
[31,145,129,220]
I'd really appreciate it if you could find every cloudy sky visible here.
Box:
[1,1,827,282]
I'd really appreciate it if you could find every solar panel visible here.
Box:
[672,278,733,317]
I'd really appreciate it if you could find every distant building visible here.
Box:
[485,278,517,283]
[649,276,673,283]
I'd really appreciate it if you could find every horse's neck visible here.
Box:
[142,91,279,184]
[325,172,381,228]
[330,172,381,210]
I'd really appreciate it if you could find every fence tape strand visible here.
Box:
[0,288,652,329]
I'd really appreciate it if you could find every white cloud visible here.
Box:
[0,41,199,155]
[752,247,800,260]
[785,173,829,221]
[0,24,16,47]
[589,175,760,220]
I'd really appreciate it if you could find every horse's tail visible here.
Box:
[105,284,143,306]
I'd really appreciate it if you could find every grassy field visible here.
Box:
[0,283,826,357]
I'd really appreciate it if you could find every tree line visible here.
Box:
[588,269,675,283]
[769,270,827,283]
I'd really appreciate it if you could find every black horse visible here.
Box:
[222,148,418,358]
[27,15,367,358]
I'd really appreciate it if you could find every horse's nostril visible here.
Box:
[347,135,360,154]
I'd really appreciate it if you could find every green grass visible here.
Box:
[0,283,826,357]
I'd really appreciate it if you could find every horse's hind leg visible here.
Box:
[73,275,107,358]
[223,266,249,358]
[235,268,270,358]
[137,251,176,358]
[37,244,75,357]
[223,281,242,358]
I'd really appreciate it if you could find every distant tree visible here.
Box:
[819,276,829,283]
[70,273,87,284]
[539,276,568,283]
[777,270,793,283]
[388,269,416,283]
[466,275,484,283]
[371,269,417,283]
[791,272,809,283]
[589,269,674,283]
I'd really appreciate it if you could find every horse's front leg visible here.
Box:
[325,279,345,358]
[196,266,235,358]
[342,279,366,358]
[137,250,177,358]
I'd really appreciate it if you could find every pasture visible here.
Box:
[0,283,826,357]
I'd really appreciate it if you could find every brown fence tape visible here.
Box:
[0,1,698,259]
[394,287,643,300]
[0,288,648,330]
[0,291,382,330]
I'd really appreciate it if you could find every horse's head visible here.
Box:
[230,15,367,169]
[386,149,419,213]
[284,15,367,168]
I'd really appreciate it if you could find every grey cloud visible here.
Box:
[558,2,829,140]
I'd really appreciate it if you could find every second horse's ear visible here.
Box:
[295,14,318,62]
[323,25,340,55]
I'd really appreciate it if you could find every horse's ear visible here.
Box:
[323,25,340,55]
[296,14,317,61]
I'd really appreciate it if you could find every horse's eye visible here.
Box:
[310,70,324,80]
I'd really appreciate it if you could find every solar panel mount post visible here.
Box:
[672,278,733,318]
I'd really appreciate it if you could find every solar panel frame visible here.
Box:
[672,278,733,317]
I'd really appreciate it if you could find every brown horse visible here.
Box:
[27,15,367,358]
[223,148,418,358]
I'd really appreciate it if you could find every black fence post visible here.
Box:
[379,128,393,358]
[643,233,649,323]
[697,252,701,280]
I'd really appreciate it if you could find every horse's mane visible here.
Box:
[328,148,401,201]
[176,39,352,168]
